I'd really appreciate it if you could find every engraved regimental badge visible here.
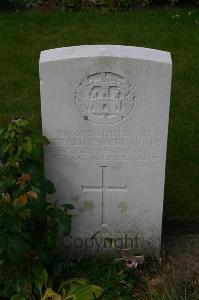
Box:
[75,72,135,124]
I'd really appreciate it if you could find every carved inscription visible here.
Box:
[75,72,135,124]
[49,129,162,162]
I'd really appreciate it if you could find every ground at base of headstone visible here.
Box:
[60,234,199,299]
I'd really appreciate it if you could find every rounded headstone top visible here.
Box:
[40,45,172,65]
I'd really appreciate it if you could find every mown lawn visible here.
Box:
[0,9,198,218]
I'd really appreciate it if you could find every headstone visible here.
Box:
[40,45,172,257]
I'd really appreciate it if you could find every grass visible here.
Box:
[0,9,198,218]
[57,257,198,299]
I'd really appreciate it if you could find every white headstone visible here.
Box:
[40,45,172,257]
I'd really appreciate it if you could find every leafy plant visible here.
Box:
[0,119,73,299]
[2,0,199,10]
[1,0,47,9]
[42,278,103,300]
[62,258,144,299]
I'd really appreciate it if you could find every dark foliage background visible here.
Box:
[0,0,198,10]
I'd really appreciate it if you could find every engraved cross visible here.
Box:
[82,166,127,224]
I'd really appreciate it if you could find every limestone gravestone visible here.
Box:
[40,45,172,257]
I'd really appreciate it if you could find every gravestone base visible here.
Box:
[64,233,161,259]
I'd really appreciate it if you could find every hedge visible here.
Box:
[1,0,199,10]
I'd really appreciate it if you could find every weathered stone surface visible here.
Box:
[40,45,172,257]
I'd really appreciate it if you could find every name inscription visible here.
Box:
[49,129,163,162]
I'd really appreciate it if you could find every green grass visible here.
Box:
[58,258,197,300]
[0,9,198,218]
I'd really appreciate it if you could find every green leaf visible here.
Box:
[34,134,50,145]
[43,179,56,194]
[19,120,29,127]
[0,176,16,192]
[56,211,72,236]
[2,143,10,153]
[42,288,61,300]
[32,144,43,159]
[59,278,103,300]
[22,163,39,179]
[11,131,16,138]
[0,235,5,255]
[62,204,74,210]
[8,238,29,265]
[22,137,32,154]
[0,127,5,139]
[32,265,48,297]
[32,264,48,287]
[41,135,50,145]
[5,215,22,233]
[4,131,9,140]
[72,284,103,300]
[46,231,60,250]
[10,294,27,300]
[59,278,88,291]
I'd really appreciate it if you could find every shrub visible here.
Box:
[42,278,104,300]
[1,0,47,9]
[0,119,73,299]
[1,0,198,9]
[103,0,152,10]
[61,0,199,10]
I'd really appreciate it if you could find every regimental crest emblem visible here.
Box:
[75,72,135,124]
